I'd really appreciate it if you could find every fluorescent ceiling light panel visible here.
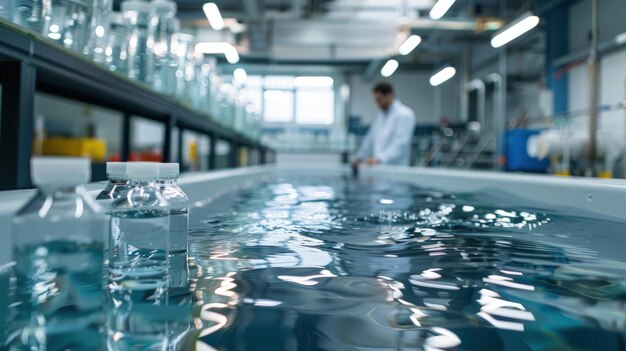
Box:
[491,12,539,48]
[430,67,456,86]
[203,3,225,30]
[233,68,247,83]
[398,35,422,55]
[380,59,399,78]
[195,42,240,64]
[294,76,334,88]
[429,0,456,20]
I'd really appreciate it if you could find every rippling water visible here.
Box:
[185,175,626,351]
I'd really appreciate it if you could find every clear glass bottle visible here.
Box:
[107,162,170,350]
[12,0,45,33]
[104,11,130,74]
[153,163,188,288]
[42,0,94,53]
[96,162,129,206]
[9,157,105,351]
[149,0,179,96]
[88,0,113,61]
[108,162,170,299]
[0,0,13,20]
[121,0,153,83]
[172,32,194,102]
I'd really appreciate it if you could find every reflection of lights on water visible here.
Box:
[278,270,336,286]
[495,209,517,218]
[379,199,394,205]
[197,341,219,351]
[424,327,462,351]
[243,298,282,307]
[462,205,475,212]
[483,275,535,291]
[209,251,238,260]
[500,269,523,276]
[476,288,535,332]
[421,268,442,279]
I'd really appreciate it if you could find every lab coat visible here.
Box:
[357,100,416,166]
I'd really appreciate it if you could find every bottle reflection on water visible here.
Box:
[9,157,105,351]
[107,162,170,350]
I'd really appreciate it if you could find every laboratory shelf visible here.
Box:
[0,19,273,190]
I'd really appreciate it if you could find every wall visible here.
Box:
[348,70,459,126]
[567,0,626,149]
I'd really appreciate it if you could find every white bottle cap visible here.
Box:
[121,0,151,14]
[127,162,159,181]
[158,163,179,178]
[31,157,90,188]
[106,162,127,177]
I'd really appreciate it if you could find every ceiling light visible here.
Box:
[380,59,399,78]
[294,76,334,88]
[430,67,456,86]
[398,35,422,55]
[430,0,456,20]
[203,3,224,30]
[195,42,240,64]
[491,12,539,48]
[233,68,247,84]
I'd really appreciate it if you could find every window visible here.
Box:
[263,90,294,123]
[245,75,335,125]
[296,89,335,124]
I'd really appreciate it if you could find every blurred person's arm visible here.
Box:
[355,119,377,164]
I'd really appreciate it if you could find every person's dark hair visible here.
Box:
[373,81,394,95]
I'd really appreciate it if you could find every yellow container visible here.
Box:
[40,137,107,161]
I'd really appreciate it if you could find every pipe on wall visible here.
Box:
[587,0,600,171]
[486,72,503,169]
[467,79,486,134]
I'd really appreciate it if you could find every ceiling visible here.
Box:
[154,0,567,69]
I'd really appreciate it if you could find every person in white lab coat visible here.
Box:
[354,82,416,166]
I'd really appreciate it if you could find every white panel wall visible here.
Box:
[567,0,626,145]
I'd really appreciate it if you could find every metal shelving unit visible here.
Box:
[0,19,274,190]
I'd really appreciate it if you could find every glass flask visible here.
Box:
[149,0,179,96]
[12,0,46,33]
[104,11,130,74]
[172,32,194,103]
[121,0,153,83]
[88,0,113,61]
[41,0,94,53]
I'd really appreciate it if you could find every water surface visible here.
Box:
[187,174,626,351]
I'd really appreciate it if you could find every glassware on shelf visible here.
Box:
[172,32,194,103]
[149,0,179,95]
[88,0,112,60]
[192,56,215,114]
[12,0,45,33]
[42,0,94,53]
[121,0,152,83]
[0,0,13,20]
[104,12,129,74]
[209,73,223,119]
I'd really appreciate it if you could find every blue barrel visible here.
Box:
[504,129,550,173]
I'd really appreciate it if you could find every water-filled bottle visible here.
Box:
[149,0,179,95]
[104,11,130,74]
[41,0,93,53]
[9,157,105,351]
[107,162,170,350]
[153,163,188,288]
[121,0,152,83]
[97,162,130,206]
[0,0,13,20]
